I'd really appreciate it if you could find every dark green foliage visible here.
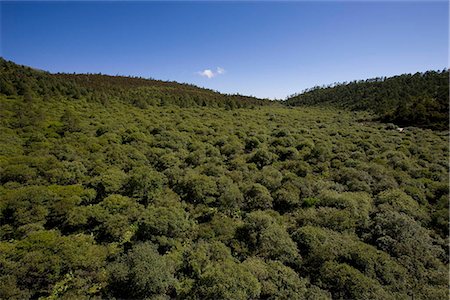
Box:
[124,166,166,205]
[243,257,313,299]
[367,209,448,289]
[244,184,273,210]
[0,57,275,110]
[237,211,300,265]
[137,200,195,247]
[183,241,261,300]
[0,59,448,299]
[59,108,81,134]
[292,226,410,298]
[107,242,176,298]
[319,261,392,300]
[249,148,278,169]
[0,230,108,299]
[286,70,449,130]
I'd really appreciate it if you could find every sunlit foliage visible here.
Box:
[0,59,448,299]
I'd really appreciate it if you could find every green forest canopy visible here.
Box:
[285,70,449,130]
[0,58,448,299]
[0,58,275,110]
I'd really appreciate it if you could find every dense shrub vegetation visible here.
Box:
[0,58,273,110]
[286,70,449,130]
[0,59,448,299]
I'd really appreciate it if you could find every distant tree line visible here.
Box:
[286,70,449,130]
[0,58,274,110]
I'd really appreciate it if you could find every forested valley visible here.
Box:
[0,58,448,299]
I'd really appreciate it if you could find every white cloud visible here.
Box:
[198,67,226,79]
[198,69,215,79]
[216,67,225,75]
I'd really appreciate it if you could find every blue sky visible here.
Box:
[1,1,448,99]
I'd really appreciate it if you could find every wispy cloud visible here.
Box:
[216,67,225,75]
[197,67,226,79]
[198,69,215,79]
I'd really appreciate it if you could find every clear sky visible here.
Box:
[1,1,448,99]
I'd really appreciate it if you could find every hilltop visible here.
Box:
[3,57,448,131]
[286,71,449,130]
[0,58,274,109]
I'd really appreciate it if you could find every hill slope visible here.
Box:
[0,58,274,109]
[285,71,449,130]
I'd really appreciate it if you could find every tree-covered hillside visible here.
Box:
[286,71,449,130]
[0,58,274,109]
[0,60,448,299]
